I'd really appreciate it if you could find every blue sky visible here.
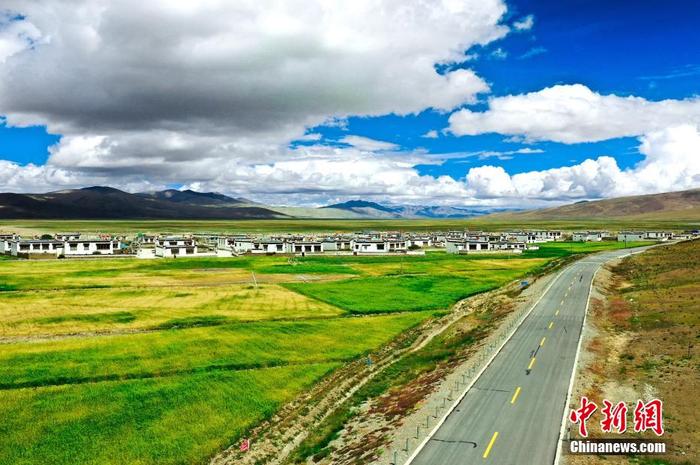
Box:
[292,0,699,181]
[0,0,700,204]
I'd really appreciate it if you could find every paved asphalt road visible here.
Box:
[410,247,648,465]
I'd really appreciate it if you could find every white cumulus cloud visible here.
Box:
[464,124,700,200]
[0,0,511,201]
[513,15,534,31]
[339,135,399,152]
[449,84,700,143]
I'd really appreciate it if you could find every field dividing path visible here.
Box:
[408,246,649,465]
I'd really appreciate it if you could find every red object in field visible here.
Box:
[240,438,250,452]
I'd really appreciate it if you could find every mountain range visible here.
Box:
[0,186,698,221]
[320,200,513,219]
[482,188,700,222]
[0,187,283,219]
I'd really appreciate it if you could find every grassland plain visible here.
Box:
[1,217,696,235]
[0,364,339,465]
[0,313,432,389]
[0,285,345,337]
[0,241,647,465]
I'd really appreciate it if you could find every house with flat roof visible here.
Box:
[320,237,352,252]
[251,239,285,254]
[533,230,563,241]
[10,239,63,257]
[644,231,674,240]
[217,235,255,253]
[572,231,605,242]
[617,232,646,242]
[407,235,433,248]
[0,234,16,254]
[445,239,490,254]
[446,239,526,254]
[286,240,323,255]
[62,239,118,256]
[351,238,408,254]
[155,237,198,257]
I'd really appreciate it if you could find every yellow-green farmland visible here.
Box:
[0,241,644,465]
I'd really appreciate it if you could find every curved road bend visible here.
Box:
[409,246,649,465]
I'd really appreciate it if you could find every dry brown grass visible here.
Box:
[0,284,343,338]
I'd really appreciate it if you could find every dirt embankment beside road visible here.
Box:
[566,240,699,465]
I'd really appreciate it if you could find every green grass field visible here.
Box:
[2,217,695,235]
[0,240,643,465]
[0,313,430,389]
[0,364,338,465]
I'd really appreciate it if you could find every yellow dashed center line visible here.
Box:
[560,299,564,305]
[548,321,554,329]
[483,431,499,459]
[528,357,536,370]
[540,336,546,347]
[510,386,522,404]
[555,309,560,316]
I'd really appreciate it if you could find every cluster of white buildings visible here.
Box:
[0,233,121,258]
[0,228,693,260]
[215,233,414,256]
[617,231,677,242]
[213,230,557,256]
[569,230,681,242]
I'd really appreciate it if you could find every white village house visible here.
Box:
[572,231,607,242]
[62,239,119,256]
[445,239,490,254]
[644,231,674,240]
[617,232,646,242]
[155,237,198,257]
[286,240,323,255]
[10,239,63,257]
[351,238,408,254]
[446,239,526,254]
[250,239,285,254]
[0,234,16,254]
[217,235,256,254]
[320,237,352,252]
